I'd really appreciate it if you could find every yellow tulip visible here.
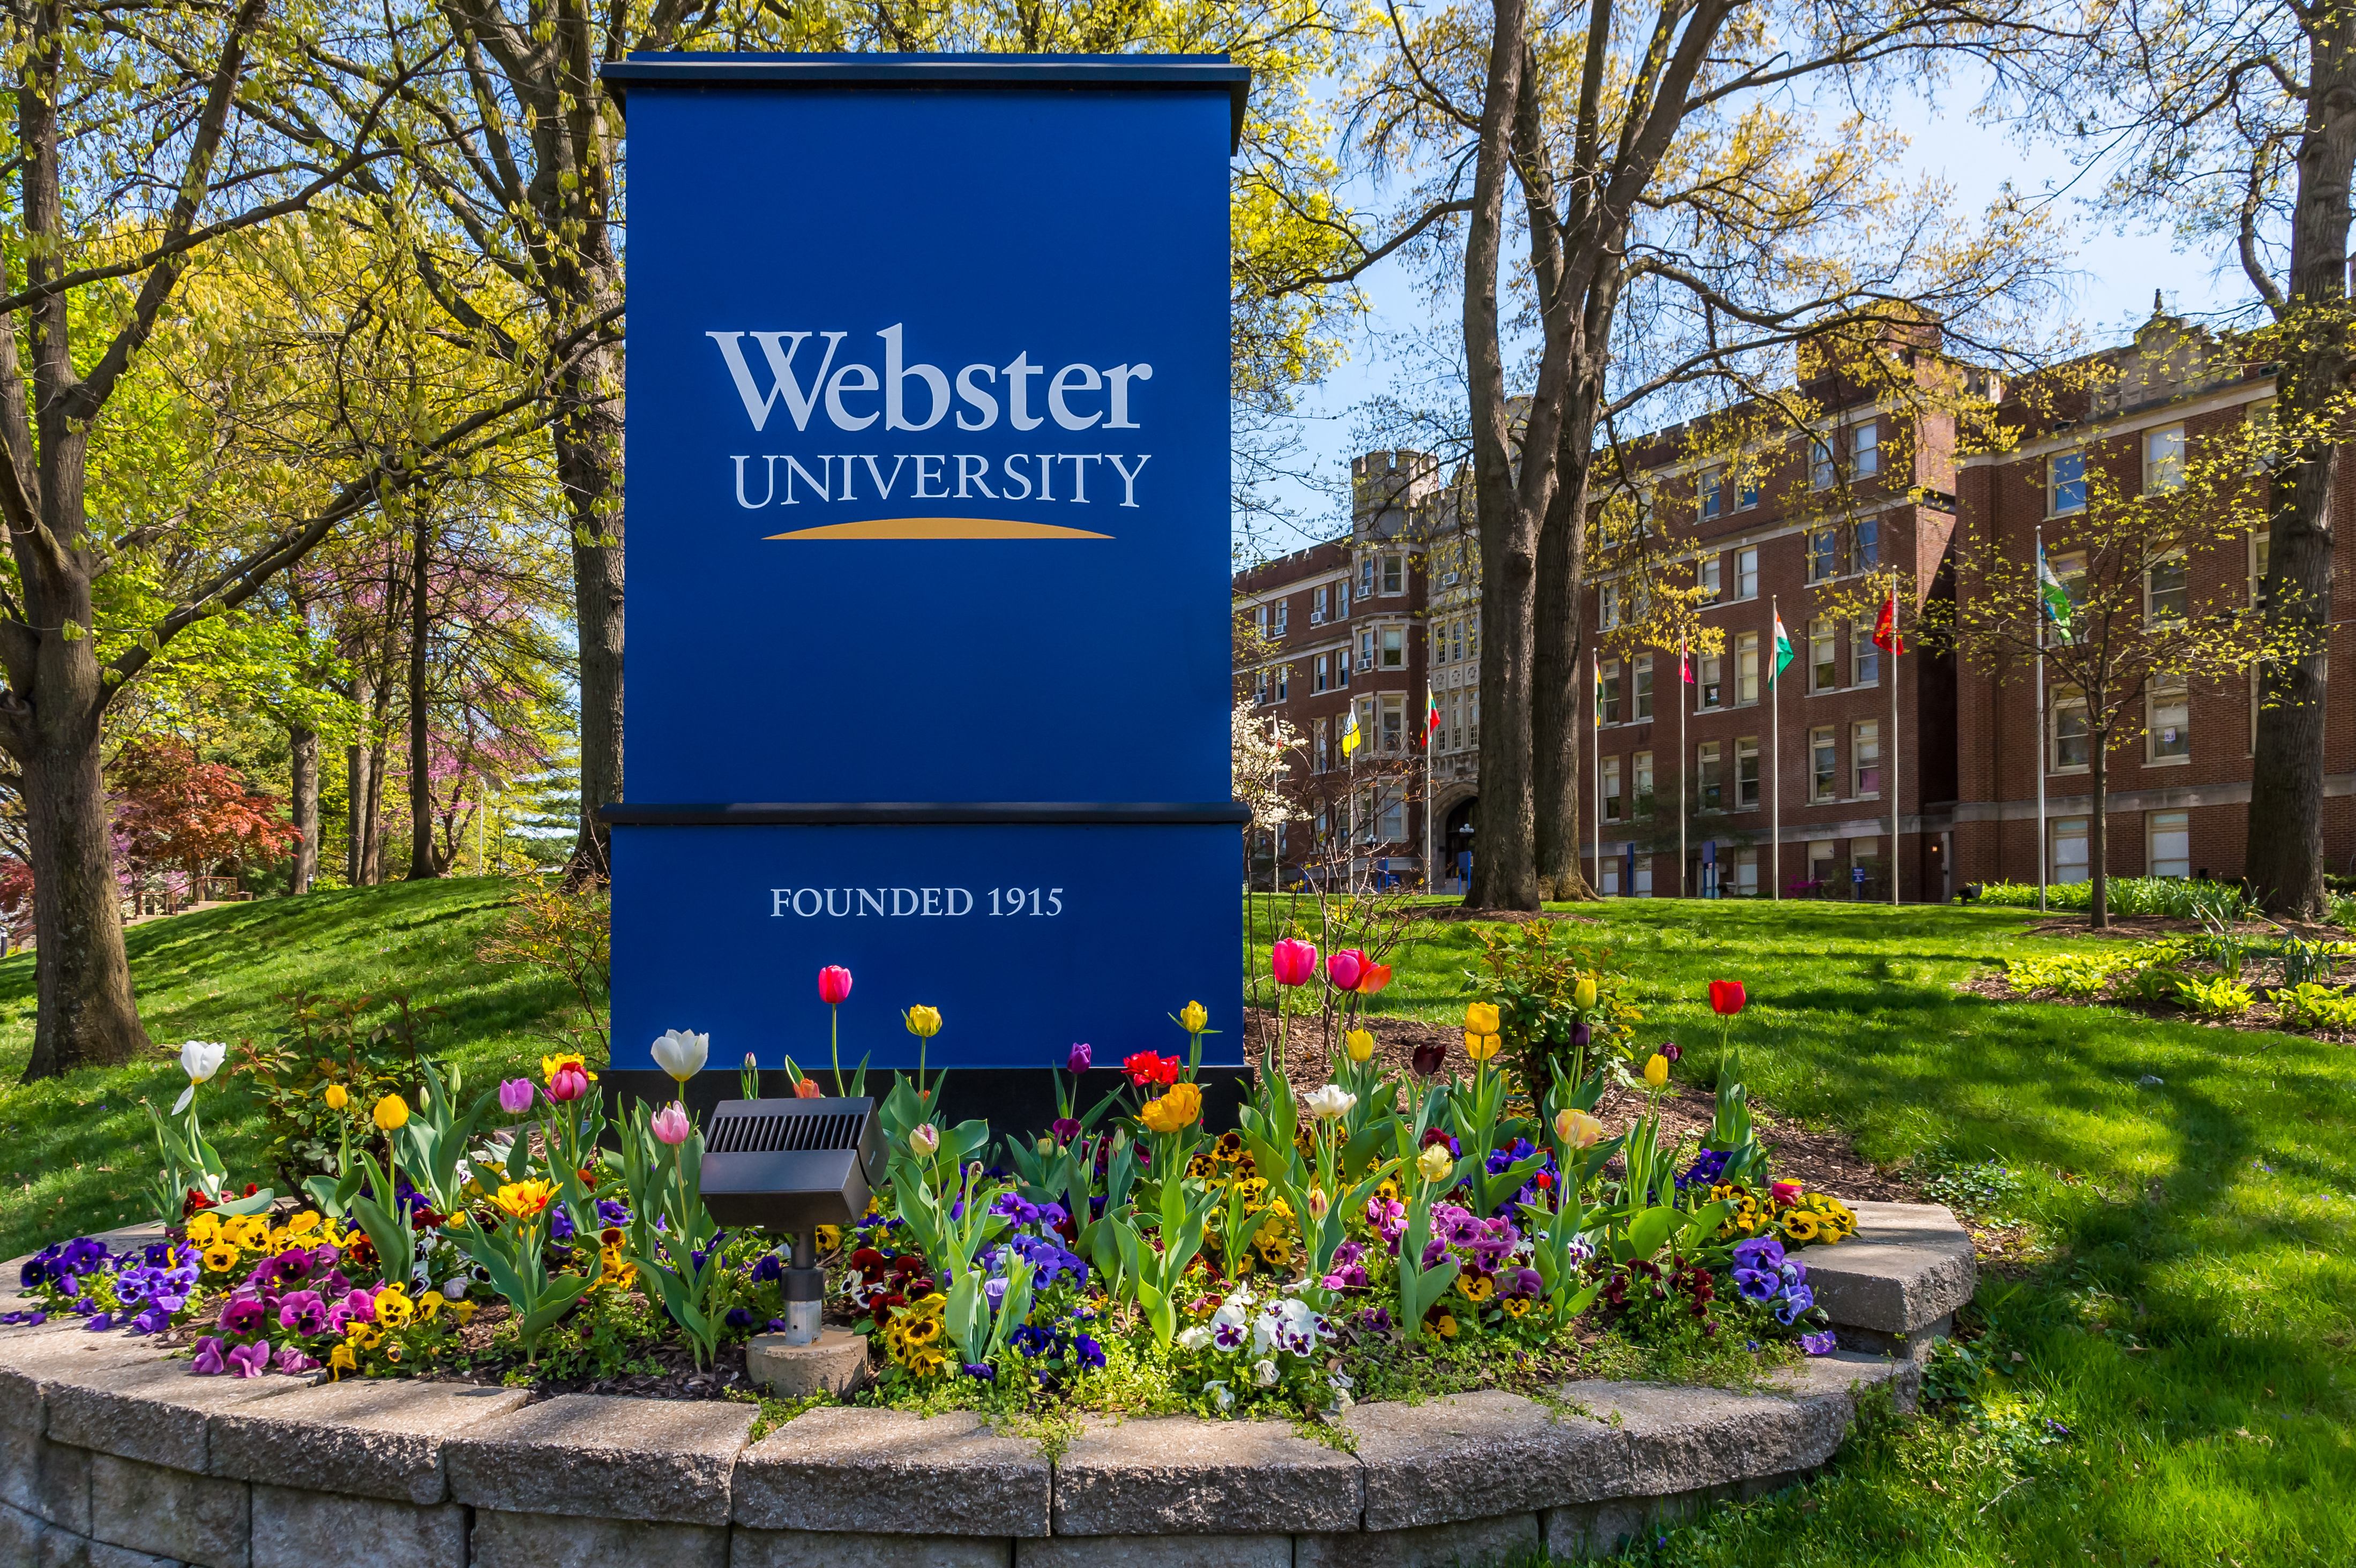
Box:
[904,1005,943,1038]
[1575,975,1597,1010]
[322,1083,349,1111]
[1643,1054,1670,1089]
[1464,1032,1501,1063]
[1140,1082,1203,1133]
[1417,1143,1454,1183]
[1180,1001,1208,1034]
[1344,1027,1375,1063]
[1464,1002,1501,1036]
[372,1093,410,1131]
[1554,1108,1605,1149]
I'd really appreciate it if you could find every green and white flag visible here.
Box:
[2037,545,2076,643]
[1768,608,1796,686]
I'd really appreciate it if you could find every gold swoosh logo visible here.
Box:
[765,517,1112,541]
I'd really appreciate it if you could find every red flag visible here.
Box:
[1679,639,1694,683]
[1873,592,1905,656]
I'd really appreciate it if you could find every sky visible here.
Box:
[1245,72,2253,552]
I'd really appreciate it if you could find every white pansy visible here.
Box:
[1253,1359,1280,1387]
[1302,1083,1357,1122]
[440,1278,469,1301]
[650,1029,710,1084]
[1204,1380,1233,1411]
[1177,1326,1212,1351]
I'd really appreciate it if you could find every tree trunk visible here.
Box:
[361,738,386,884]
[559,322,624,888]
[1462,0,1541,913]
[2088,736,2110,929]
[1534,399,1602,901]
[2245,9,2356,918]
[287,724,318,895]
[344,731,369,885]
[406,496,438,881]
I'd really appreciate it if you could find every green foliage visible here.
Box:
[228,989,440,1188]
[2273,981,2356,1032]
[2176,973,2255,1018]
[2002,950,2138,996]
[1975,877,2258,920]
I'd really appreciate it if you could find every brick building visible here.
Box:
[1235,309,2354,899]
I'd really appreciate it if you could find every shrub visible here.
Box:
[2003,951,2138,996]
[2123,965,2190,1007]
[1976,878,2256,921]
[2274,982,2356,1032]
[2177,974,2255,1018]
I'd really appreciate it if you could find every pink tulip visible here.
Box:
[1771,1180,1802,1207]
[651,1102,691,1146]
[497,1078,535,1115]
[548,1063,590,1103]
[792,1077,824,1099]
[1271,937,1319,987]
[818,965,854,1006]
[1327,949,1369,991]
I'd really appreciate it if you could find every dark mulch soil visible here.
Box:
[1403,906,1603,925]
[2022,914,2347,941]
[1245,1008,1923,1205]
[1960,967,2356,1045]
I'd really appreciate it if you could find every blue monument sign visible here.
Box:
[597,55,1250,1110]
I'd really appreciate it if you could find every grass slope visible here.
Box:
[0,877,573,1258]
[2,888,2349,1563]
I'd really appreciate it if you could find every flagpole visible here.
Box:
[2035,524,2048,913]
[1423,684,1434,897]
[1770,596,1781,902]
[1678,641,1688,899]
[1889,578,1901,908]
[1590,648,1602,895]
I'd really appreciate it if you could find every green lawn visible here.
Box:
[3,886,2351,1564]
[0,877,574,1258]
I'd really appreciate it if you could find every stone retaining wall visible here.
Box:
[0,1202,1972,1568]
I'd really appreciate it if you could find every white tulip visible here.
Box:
[172,1040,228,1113]
[650,1029,710,1084]
[1302,1083,1357,1122]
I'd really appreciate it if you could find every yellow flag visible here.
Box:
[1340,704,1363,756]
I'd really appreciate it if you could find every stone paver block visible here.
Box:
[212,1377,527,1503]
[1295,1510,1541,1568]
[1052,1416,1362,1536]
[470,1507,729,1568]
[448,1393,753,1526]
[0,1331,169,1403]
[736,1408,1049,1537]
[745,1331,869,1398]
[0,1423,91,1535]
[249,1482,465,1568]
[48,1358,305,1472]
[1578,1380,1845,1499]
[1013,1534,1291,1568]
[1806,1203,1974,1334]
[88,1451,248,1568]
[1770,1348,1923,1416]
[89,1543,189,1568]
[1340,1390,1629,1531]
[731,1530,1014,1568]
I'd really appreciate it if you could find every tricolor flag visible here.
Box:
[2037,544,2076,643]
[1768,609,1795,686]
[1873,591,1905,656]
[1426,687,1441,744]
[1340,704,1363,757]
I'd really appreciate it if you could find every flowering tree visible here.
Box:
[111,739,302,896]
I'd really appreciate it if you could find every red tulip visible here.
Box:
[1357,963,1394,995]
[1327,949,1369,991]
[1709,980,1747,1016]
[1270,937,1319,987]
[1771,1180,1802,1207]
[818,966,854,1006]
[1121,1051,1181,1087]
[548,1062,591,1102]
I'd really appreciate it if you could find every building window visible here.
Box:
[1466,612,1479,662]
[1314,654,1329,694]
[1601,659,1624,725]
[1598,580,1620,630]
[2052,688,2089,771]
[1360,557,1375,597]
[1359,628,1375,671]
[2149,684,2190,762]
[1698,740,1724,812]
[1852,719,1882,797]
[1380,694,1405,752]
[1381,553,1405,595]
[1808,838,1839,887]
[1852,620,1880,688]
[1337,580,1350,619]
[2250,527,2270,606]
[1633,750,1655,819]
[1380,626,1405,669]
[1312,586,1328,624]
[2148,809,2190,879]
[2052,816,2089,885]
[1806,527,1838,582]
[1699,652,1723,710]
[2045,549,2087,645]
[1254,605,1268,640]
[1810,437,1835,490]
[1701,468,1724,521]
[1810,726,1837,801]
[1254,669,1269,705]
[1314,720,1329,772]
[1379,789,1405,841]
[2049,451,2086,515]
[1336,649,1351,689]
[1809,618,1838,692]
[1633,852,1653,896]
[1854,516,1880,572]
[1634,654,1655,721]
[1603,756,1622,821]
[1600,855,1620,896]
[2147,554,2188,624]
[2144,424,2185,492]
[1467,685,1479,746]
[1732,846,1760,896]
[1698,553,1722,602]
[1276,664,1289,701]
[1738,472,1761,510]
[1853,420,1880,478]
[1735,631,1760,706]
[1736,736,1760,808]
[1274,599,1289,635]
[1734,546,1759,600]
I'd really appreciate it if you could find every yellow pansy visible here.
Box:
[184,1212,221,1245]
[449,1299,478,1325]
[326,1344,357,1379]
[1502,1296,1532,1318]
[417,1292,446,1322]
[1458,1272,1495,1301]
[375,1292,415,1329]
[201,1243,240,1273]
